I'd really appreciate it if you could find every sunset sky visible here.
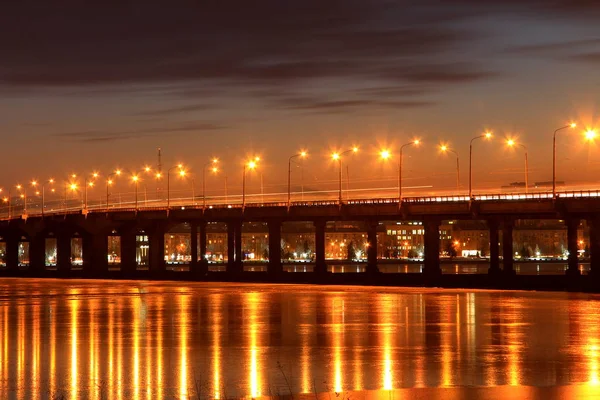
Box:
[1,1,600,196]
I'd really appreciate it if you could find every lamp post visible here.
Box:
[331,147,358,205]
[398,140,420,204]
[16,184,26,215]
[132,175,140,209]
[84,172,99,210]
[242,158,259,210]
[288,150,307,209]
[439,145,460,192]
[552,123,577,197]
[469,132,492,198]
[167,164,186,209]
[2,191,9,219]
[506,139,529,193]
[203,158,219,211]
[40,179,55,216]
[105,169,122,210]
[64,182,78,212]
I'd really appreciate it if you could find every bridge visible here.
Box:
[1,187,600,290]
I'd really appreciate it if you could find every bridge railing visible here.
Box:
[3,188,600,220]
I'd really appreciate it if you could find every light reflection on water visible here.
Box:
[1,279,600,398]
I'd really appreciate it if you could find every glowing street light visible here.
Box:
[585,129,597,142]
[379,149,391,160]
[202,158,219,210]
[439,144,460,192]
[132,174,140,209]
[242,157,260,210]
[399,139,420,204]
[105,169,122,210]
[506,138,529,193]
[332,146,358,205]
[84,172,99,210]
[288,150,308,209]
[39,178,54,216]
[167,164,186,208]
[552,122,577,197]
[469,131,492,198]
[16,184,27,215]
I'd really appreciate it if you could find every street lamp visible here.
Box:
[105,169,122,210]
[331,147,358,204]
[203,158,219,211]
[2,193,9,219]
[506,139,529,193]
[288,150,308,209]
[439,144,460,192]
[16,184,27,215]
[242,157,259,210]
[167,164,186,208]
[469,132,492,198]
[552,122,577,197]
[132,174,140,209]
[65,182,78,211]
[39,178,55,216]
[84,172,99,210]
[399,139,420,204]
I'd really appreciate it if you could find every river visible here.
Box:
[0,279,599,399]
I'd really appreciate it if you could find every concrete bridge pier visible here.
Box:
[314,220,327,274]
[502,220,515,275]
[149,224,166,273]
[29,234,45,273]
[90,233,108,275]
[57,234,71,273]
[589,217,600,277]
[190,222,198,274]
[268,220,282,275]
[488,220,501,275]
[227,221,236,272]
[120,231,137,274]
[566,219,581,276]
[366,220,379,275]
[423,218,441,276]
[5,234,19,272]
[199,221,209,275]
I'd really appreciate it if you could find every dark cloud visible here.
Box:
[279,98,435,114]
[1,1,599,114]
[133,104,215,117]
[52,122,226,143]
[570,52,600,63]
[505,38,600,56]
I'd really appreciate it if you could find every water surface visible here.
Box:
[0,279,599,399]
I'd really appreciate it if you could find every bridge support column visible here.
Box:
[230,220,243,273]
[589,217,600,277]
[82,234,93,274]
[190,222,198,274]
[488,220,501,275]
[268,219,282,275]
[502,220,515,275]
[227,221,236,272]
[29,234,45,273]
[57,234,71,273]
[199,222,208,275]
[90,233,108,275]
[366,220,379,275]
[423,218,441,277]
[121,232,137,273]
[149,224,166,273]
[566,218,581,276]
[314,220,327,274]
[5,235,19,272]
